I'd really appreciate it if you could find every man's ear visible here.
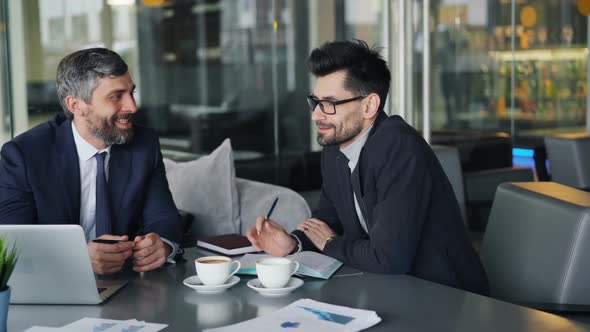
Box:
[65,96,85,116]
[362,93,381,119]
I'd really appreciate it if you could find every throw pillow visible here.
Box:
[164,139,240,242]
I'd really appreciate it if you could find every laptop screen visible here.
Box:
[2,224,106,304]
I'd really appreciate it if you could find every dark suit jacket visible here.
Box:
[293,112,489,295]
[0,114,182,243]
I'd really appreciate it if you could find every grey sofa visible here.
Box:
[432,145,467,224]
[163,139,311,246]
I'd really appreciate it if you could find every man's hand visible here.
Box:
[88,235,133,275]
[246,216,296,257]
[297,218,337,251]
[132,232,171,272]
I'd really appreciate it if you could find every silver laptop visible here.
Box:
[1,224,127,304]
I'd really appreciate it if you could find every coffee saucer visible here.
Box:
[183,275,240,294]
[247,277,303,296]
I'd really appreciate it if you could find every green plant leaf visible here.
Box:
[0,236,19,291]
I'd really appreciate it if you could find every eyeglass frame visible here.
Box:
[307,95,368,115]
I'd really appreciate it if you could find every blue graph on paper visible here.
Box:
[280,322,301,328]
[298,306,355,325]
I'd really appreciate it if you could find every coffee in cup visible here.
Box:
[195,256,241,286]
[256,257,299,289]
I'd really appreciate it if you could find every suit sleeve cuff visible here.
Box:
[289,234,303,255]
[161,237,180,264]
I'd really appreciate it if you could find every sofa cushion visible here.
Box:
[236,178,311,234]
[164,139,240,241]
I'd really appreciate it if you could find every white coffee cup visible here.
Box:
[195,256,241,286]
[256,257,300,289]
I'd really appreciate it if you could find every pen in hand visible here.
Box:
[259,196,279,235]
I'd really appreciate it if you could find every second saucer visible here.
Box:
[247,277,304,296]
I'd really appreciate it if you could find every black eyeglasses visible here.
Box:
[306,95,367,115]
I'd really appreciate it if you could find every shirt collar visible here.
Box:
[71,121,111,162]
[340,123,373,169]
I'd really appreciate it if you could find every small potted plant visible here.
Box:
[0,237,18,332]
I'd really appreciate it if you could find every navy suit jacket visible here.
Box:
[0,114,182,243]
[293,112,489,295]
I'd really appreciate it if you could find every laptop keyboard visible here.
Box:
[97,287,107,294]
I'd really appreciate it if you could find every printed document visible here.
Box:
[204,298,381,332]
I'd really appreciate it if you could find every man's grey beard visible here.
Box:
[90,117,134,146]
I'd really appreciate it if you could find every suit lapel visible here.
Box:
[55,118,81,223]
[108,144,131,227]
[349,111,387,228]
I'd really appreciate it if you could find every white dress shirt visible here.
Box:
[71,122,179,263]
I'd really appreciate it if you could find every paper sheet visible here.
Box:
[204,298,381,332]
[25,318,168,332]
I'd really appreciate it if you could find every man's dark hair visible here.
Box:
[56,48,128,118]
[308,40,391,113]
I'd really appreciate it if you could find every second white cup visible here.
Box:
[195,256,241,286]
[256,257,300,289]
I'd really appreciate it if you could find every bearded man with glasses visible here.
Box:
[247,40,488,295]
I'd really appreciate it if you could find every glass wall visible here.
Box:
[1,0,589,190]
[343,0,385,43]
[4,0,319,188]
[0,1,10,144]
[416,0,588,149]
[22,0,138,128]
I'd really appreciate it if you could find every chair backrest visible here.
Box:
[431,145,467,224]
[480,182,590,305]
[544,133,590,190]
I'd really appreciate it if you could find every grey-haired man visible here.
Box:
[0,48,182,275]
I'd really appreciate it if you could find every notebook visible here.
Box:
[1,224,127,304]
[197,234,258,255]
[237,251,343,279]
